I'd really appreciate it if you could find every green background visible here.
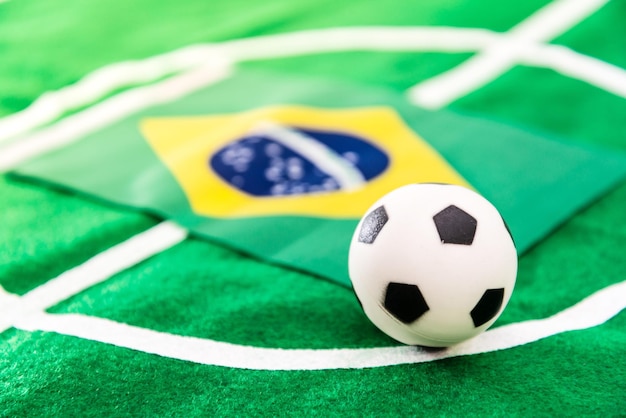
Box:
[1,0,625,415]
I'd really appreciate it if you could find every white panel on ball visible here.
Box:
[348,183,517,347]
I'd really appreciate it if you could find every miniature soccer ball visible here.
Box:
[348,183,517,347]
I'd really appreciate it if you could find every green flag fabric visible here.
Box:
[2,0,626,416]
[11,69,626,285]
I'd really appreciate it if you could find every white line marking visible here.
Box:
[0,60,232,171]
[0,221,188,333]
[253,121,366,190]
[0,27,495,145]
[217,26,496,62]
[519,43,626,98]
[508,0,609,41]
[408,0,612,108]
[13,280,626,370]
[0,285,22,318]
[2,21,624,150]
[0,45,219,145]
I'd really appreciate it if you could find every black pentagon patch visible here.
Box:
[470,288,505,327]
[384,282,429,324]
[358,205,388,244]
[433,205,477,245]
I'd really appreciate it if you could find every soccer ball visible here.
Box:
[348,183,517,347]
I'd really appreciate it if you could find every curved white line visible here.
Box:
[216,26,496,62]
[0,27,497,145]
[3,21,623,147]
[14,280,626,370]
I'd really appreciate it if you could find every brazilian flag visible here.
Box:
[8,69,626,284]
[2,0,626,415]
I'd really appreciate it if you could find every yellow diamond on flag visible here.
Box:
[140,106,470,218]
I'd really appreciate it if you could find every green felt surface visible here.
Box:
[0,177,156,295]
[2,316,626,416]
[1,0,626,416]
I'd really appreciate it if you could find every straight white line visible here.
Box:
[14,279,626,370]
[0,60,232,171]
[507,0,609,41]
[0,45,218,144]
[0,221,188,333]
[217,26,497,62]
[408,0,611,109]
[519,43,626,98]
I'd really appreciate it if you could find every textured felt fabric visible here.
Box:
[1,0,626,416]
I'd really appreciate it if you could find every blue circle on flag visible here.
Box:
[209,126,389,197]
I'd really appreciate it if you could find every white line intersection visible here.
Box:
[408,0,613,108]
